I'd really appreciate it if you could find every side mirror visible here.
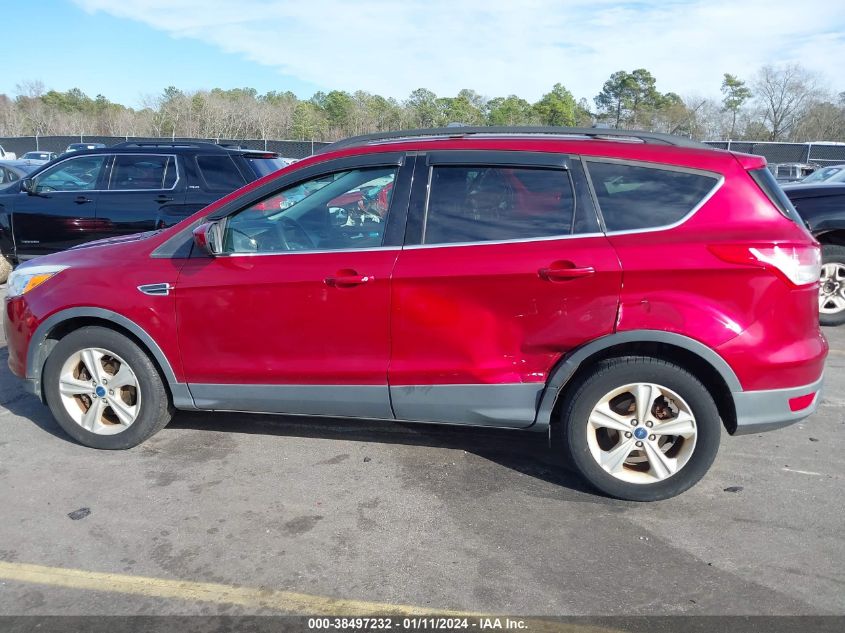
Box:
[192,221,223,256]
[21,178,35,194]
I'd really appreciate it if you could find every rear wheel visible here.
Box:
[819,244,845,326]
[43,327,173,449]
[557,357,721,501]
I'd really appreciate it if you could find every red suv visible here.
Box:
[3,127,827,501]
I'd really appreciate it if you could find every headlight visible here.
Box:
[7,264,68,297]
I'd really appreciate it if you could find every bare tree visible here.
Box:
[753,64,819,141]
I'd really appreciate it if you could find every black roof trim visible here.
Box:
[111,141,227,151]
[318,126,710,153]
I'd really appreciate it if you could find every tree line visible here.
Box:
[1,64,842,143]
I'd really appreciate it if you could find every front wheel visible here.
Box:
[558,357,721,501]
[43,326,173,449]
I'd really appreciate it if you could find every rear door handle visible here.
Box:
[324,270,372,287]
[539,265,596,281]
[74,196,93,204]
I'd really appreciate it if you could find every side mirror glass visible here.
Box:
[192,221,223,256]
[21,178,35,194]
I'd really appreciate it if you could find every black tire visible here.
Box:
[43,326,173,449]
[0,254,12,284]
[557,356,721,501]
[819,244,845,327]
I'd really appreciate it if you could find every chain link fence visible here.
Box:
[703,141,845,166]
[0,136,331,159]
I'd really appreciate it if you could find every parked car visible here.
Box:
[0,160,39,186]
[3,126,826,501]
[20,151,58,164]
[800,164,845,184]
[64,143,107,153]
[769,162,816,183]
[782,181,845,325]
[0,141,288,282]
[0,144,16,161]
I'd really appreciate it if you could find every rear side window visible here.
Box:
[749,167,804,225]
[423,166,576,245]
[587,161,718,232]
[109,155,177,190]
[196,155,247,192]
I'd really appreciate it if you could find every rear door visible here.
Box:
[94,153,187,241]
[158,153,249,228]
[389,151,622,427]
[11,153,107,257]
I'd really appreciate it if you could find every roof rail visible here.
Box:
[318,126,710,153]
[111,141,225,150]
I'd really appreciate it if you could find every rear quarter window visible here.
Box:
[586,160,719,232]
[196,155,247,192]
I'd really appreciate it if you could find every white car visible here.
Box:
[0,144,17,161]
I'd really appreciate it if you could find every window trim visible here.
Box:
[152,152,408,259]
[583,157,724,236]
[218,165,403,257]
[105,153,181,192]
[418,158,581,248]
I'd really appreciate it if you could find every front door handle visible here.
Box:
[74,196,93,204]
[324,269,372,287]
[539,264,596,282]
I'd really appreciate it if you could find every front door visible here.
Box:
[12,154,108,258]
[389,152,622,427]
[175,154,413,419]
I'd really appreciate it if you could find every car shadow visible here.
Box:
[1,379,607,502]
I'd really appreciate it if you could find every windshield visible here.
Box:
[802,166,844,183]
[245,157,288,178]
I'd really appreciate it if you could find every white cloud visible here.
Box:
[73,0,845,101]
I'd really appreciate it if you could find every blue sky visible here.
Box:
[5,0,845,108]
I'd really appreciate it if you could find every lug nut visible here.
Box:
[645,421,653,428]
[102,379,108,385]
[109,390,114,396]
[635,441,643,447]
[649,434,656,441]
[631,420,638,426]
[101,398,108,403]
[624,432,632,438]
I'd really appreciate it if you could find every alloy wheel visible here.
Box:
[586,382,697,484]
[57,347,141,435]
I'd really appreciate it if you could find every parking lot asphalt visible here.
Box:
[0,311,842,617]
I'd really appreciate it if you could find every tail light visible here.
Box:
[709,243,821,286]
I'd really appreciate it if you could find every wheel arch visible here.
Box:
[535,331,741,435]
[27,308,193,408]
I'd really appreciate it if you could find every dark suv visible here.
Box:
[3,127,826,501]
[0,141,286,281]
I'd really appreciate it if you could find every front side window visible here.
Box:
[109,155,177,190]
[34,155,106,192]
[586,161,718,232]
[222,166,397,254]
[423,166,576,245]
